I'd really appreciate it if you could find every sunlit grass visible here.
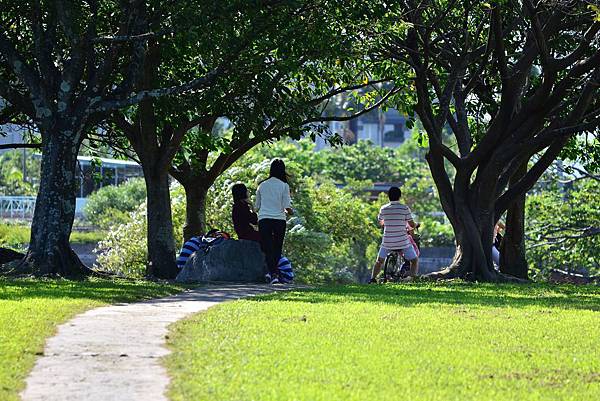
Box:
[0,223,106,250]
[166,282,600,401]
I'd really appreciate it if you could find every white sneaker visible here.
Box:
[269,277,281,285]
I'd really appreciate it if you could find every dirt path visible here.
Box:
[21,284,283,401]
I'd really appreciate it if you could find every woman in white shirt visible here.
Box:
[255,159,293,284]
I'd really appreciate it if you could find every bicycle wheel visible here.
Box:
[383,252,399,282]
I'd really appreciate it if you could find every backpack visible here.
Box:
[176,229,230,269]
[199,229,230,254]
[278,257,294,283]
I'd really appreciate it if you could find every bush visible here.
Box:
[526,178,600,278]
[0,222,29,250]
[95,183,186,277]
[0,150,40,196]
[83,178,146,229]
[419,216,455,247]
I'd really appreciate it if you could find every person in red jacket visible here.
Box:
[231,183,261,242]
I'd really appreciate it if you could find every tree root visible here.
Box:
[492,271,530,284]
[1,247,117,280]
[422,267,463,281]
[422,266,529,283]
[0,247,25,266]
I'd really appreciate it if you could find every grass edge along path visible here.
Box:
[0,278,184,401]
[164,282,600,401]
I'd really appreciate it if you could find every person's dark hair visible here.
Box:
[268,159,288,183]
[388,186,401,201]
[231,183,248,202]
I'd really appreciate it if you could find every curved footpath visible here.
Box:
[21,284,287,401]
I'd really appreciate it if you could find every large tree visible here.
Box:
[380,0,600,281]
[0,1,234,276]
[101,0,290,278]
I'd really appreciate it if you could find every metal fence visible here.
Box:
[0,196,36,219]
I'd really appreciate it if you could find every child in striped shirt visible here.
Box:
[369,186,419,282]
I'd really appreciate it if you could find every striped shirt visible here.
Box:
[378,201,413,249]
[176,236,202,269]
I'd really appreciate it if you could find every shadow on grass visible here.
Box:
[251,282,600,312]
[0,278,183,302]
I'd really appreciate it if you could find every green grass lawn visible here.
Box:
[0,278,183,401]
[0,223,106,249]
[165,282,600,401]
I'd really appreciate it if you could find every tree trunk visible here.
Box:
[428,207,499,282]
[500,162,529,279]
[500,195,528,278]
[182,183,208,242]
[144,169,178,279]
[427,205,526,283]
[20,129,88,276]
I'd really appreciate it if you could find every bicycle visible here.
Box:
[380,229,421,283]
[381,250,410,283]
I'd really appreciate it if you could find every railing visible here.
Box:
[0,196,36,219]
[0,196,89,219]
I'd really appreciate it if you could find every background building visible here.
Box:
[315,107,412,150]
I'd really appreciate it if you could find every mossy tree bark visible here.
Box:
[143,168,178,279]
[20,123,90,276]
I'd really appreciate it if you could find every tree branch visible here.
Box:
[304,86,400,123]
[0,31,44,106]
[88,67,221,113]
[0,143,41,150]
[91,28,176,43]
[308,78,393,106]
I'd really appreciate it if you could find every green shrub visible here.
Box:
[526,178,600,277]
[0,150,40,196]
[0,223,29,250]
[95,183,186,277]
[94,206,148,276]
[83,178,146,229]
[419,216,455,247]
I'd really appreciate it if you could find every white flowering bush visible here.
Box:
[95,183,187,277]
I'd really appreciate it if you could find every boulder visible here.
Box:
[176,239,267,283]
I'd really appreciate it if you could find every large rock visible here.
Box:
[176,239,267,283]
